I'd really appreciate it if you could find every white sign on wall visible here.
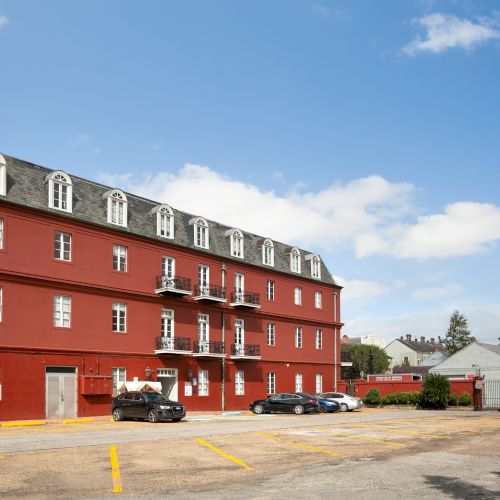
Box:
[184,382,193,396]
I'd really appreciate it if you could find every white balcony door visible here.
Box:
[198,314,209,353]
[235,273,244,301]
[235,319,244,354]
[199,265,209,294]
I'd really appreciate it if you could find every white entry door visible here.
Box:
[45,366,77,419]
[157,368,178,401]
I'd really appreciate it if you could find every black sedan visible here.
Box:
[111,391,186,423]
[250,393,320,415]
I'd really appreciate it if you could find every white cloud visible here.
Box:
[403,13,500,55]
[341,279,390,301]
[411,284,464,301]
[0,15,9,28]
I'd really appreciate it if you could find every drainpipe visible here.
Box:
[221,262,227,413]
[334,292,338,391]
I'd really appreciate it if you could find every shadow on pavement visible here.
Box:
[424,475,499,499]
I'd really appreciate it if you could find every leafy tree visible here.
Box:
[341,344,390,379]
[417,374,450,409]
[443,310,475,354]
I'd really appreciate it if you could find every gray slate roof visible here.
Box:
[477,342,500,356]
[0,153,338,286]
[397,339,448,354]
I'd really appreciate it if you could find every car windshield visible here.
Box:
[143,392,169,402]
[298,393,318,399]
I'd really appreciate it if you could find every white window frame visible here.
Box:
[0,287,3,322]
[226,228,244,258]
[53,294,71,328]
[162,256,175,278]
[161,308,174,338]
[294,287,302,306]
[198,313,209,347]
[103,189,128,227]
[235,273,244,301]
[113,244,127,272]
[262,238,274,266]
[112,302,127,333]
[316,373,323,393]
[316,329,323,350]
[198,264,209,293]
[306,254,321,279]
[290,247,301,273]
[267,372,276,395]
[54,231,71,261]
[0,218,4,250]
[0,154,6,196]
[46,171,73,213]
[235,370,244,395]
[112,367,126,397]
[295,373,303,392]
[295,326,302,348]
[267,322,275,346]
[266,280,275,301]
[234,318,245,347]
[315,291,322,309]
[189,217,209,249]
[152,204,174,239]
[198,369,209,396]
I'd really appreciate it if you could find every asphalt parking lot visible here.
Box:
[0,409,499,499]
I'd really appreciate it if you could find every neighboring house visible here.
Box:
[385,334,447,370]
[419,350,449,367]
[341,335,386,348]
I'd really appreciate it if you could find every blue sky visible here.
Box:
[1,0,499,344]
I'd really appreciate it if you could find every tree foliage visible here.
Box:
[443,310,475,354]
[341,344,390,379]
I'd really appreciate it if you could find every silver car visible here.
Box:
[320,392,364,412]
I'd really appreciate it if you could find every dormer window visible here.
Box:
[103,189,127,227]
[45,171,72,213]
[189,216,209,249]
[0,154,6,196]
[262,238,274,266]
[226,228,244,258]
[289,247,301,273]
[151,204,174,239]
[306,253,321,279]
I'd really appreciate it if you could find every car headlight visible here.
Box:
[159,405,171,410]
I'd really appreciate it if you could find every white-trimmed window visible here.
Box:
[226,228,244,258]
[316,373,323,393]
[267,372,276,394]
[315,291,322,309]
[266,280,275,301]
[161,308,174,338]
[162,256,175,278]
[198,313,209,346]
[262,238,274,266]
[198,264,209,293]
[235,273,244,301]
[334,292,338,322]
[103,189,128,227]
[0,218,4,249]
[112,302,127,332]
[294,287,302,306]
[0,154,6,196]
[316,329,323,350]
[267,322,275,346]
[295,373,303,392]
[46,171,72,213]
[198,369,209,396]
[234,318,244,346]
[295,326,302,348]
[54,294,71,328]
[235,370,244,395]
[112,367,126,397]
[54,231,71,261]
[190,217,209,249]
[290,247,301,273]
[306,254,321,279]
[152,204,174,239]
[113,245,127,272]
[0,287,3,322]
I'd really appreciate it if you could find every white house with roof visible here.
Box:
[384,334,447,370]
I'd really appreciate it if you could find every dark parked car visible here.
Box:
[250,392,320,415]
[297,393,341,413]
[111,391,186,423]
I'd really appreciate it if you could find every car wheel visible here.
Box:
[253,404,264,414]
[172,418,183,422]
[340,403,348,412]
[112,408,124,422]
[148,409,160,423]
[319,403,328,413]
[293,404,305,415]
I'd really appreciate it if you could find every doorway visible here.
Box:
[157,368,178,401]
[45,366,77,419]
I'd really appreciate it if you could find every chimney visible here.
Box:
[420,336,425,343]
[406,334,412,341]
[430,338,435,344]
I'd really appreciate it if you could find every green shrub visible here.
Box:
[459,392,472,406]
[417,374,450,409]
[363,389,381,405]
[448,393,459,406]
[396,392,409,405]
[407,392,420,405]
[380,393,396,405]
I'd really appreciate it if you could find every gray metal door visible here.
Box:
[45,367,77,418]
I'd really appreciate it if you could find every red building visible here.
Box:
[0,153,343,420]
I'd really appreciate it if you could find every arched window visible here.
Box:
[289,247,301,273]
[189,216,209,249]
[225,228,244,258]
[151,204,174,239]
[262,238,274,266]
[0,154,6,196]
[103,189,127,227]
[45,170,72,213]
[305,253,321,279]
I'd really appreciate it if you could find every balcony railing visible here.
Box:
[193,340,225,355]
[156,336,192,352]
[231,343,261,358]
[193,284,226,302]
[341,351,351,362]
[229,291,261,308]
[155,275,192,295]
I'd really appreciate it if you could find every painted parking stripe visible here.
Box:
[0,421,46,428]
[109,445,123,493]
[351,424,447,439]
[315,429,408,447]
[196,438,253,471]
[63,418,95,425]
[256,432,342,456]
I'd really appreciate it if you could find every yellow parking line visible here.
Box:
[196,438,253,471]
[256,432,342,456]
[63,418,95,425]
[0,421,46,428]
[109,445,123,493]
[316,429,408,447]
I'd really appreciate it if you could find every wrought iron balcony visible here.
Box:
[193,284,226,303]
[341,350,353,366]
[230,343,261,359]
[155,336,192,353]
[155,275,192,296]
[193,340,225,357]
[229,291,261,308]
